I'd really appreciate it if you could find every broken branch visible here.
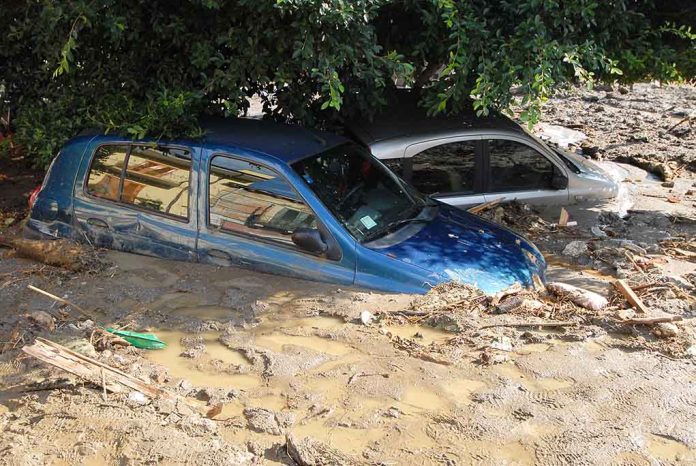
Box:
[613,279,649,314]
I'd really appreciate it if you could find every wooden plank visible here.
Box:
[619,315,683,325]
[558,207,569,227]
[23,338,178,401]
[467,197,505,215]
[613,279,650,314]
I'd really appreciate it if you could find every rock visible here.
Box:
[153,398,176,415]
[64,339,98,358]
[590,226,608,239]
[661,181,675,188]
[286,434,360,466]
[563,240,589,258]
[126,391,149,407]
[178,379,193,393]
[663,275,695,291]
[244,407,294,435]
[360,310,374,326]
[686,345,696,358]
[77,319,95,329]
[179,415,217,436]
[652,322,679,339]
[27,311,55,332]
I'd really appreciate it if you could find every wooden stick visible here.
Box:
[613,279,649,313]
[23,338,178,401]
[619,315,683,325]
[468,197,505,214]
[27,285,93,319]
[101,368,107,402]
[558,207,569,227]
[479,320,576,329]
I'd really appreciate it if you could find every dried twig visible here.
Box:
[479,320,576,329]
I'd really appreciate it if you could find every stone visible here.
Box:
[590,226,608,239]
[562,240,589,258]
[244,407,294,435]
[663,275,695,291]
[652,323,679,339]
[27,311,55,332]
[64,339,98,358]
[179,415,217,436]
[153,398,176,415]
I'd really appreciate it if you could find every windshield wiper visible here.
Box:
[363,212,429,242]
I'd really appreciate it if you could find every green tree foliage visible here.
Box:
[0,0,693,167]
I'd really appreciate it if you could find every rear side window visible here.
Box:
[410,141,477,195]
[209,155,317,247]
[86,144,192,220]
[86,145,128,201]
[488,140,554,192]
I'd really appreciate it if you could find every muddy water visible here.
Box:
[145,330,262,389]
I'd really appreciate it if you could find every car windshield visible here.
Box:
[293,143,428,243]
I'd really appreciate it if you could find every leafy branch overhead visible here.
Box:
[0,0,693,167]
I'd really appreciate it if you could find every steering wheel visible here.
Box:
[336,183,364,211]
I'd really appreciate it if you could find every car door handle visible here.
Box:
[86,218,110,229]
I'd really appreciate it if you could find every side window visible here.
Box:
[86,144,192,219]
[488,140,554,192]
[86,145,128,201]
[209,156,317,247]
[410,141,477,195]
[383,159,404,178]
[121,146,191,219]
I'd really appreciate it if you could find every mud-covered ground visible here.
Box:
[0,83,694,465]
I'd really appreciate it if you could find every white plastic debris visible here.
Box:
[489,336,513,352]
[546,282,609,312]
[536,123,587,148]
[127,391,149,406]
[360,310,375,326]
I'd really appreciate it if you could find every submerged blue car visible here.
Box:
[26,118,546,294]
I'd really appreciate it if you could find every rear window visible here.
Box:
[86,144,192,220]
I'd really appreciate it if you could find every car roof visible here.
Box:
[347,89,526,145]
[78,118,348,165]
[201,117,347,163]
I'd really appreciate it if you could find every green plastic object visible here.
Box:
[106,328,167,350]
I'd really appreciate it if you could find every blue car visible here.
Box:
[26,118,546,294]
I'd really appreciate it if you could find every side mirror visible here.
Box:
[292,228,329,255]
[551,168,568,190]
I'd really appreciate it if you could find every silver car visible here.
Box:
[347,91,619,208]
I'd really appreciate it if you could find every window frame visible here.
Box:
[482,136,567,194]
[397,138,484,198]
[83,143,193,223]
[205,152,334,257]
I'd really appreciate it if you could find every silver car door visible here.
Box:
[483,137,569,205]
[401,137,486,207]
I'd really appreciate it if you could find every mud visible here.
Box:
[1,83,695,465]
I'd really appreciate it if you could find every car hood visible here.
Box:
[370,205,546,294]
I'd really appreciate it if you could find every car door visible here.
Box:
[482,138,569,205]
[196,152,355,286]
[384,138,486,208]
[73,142,197,261]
